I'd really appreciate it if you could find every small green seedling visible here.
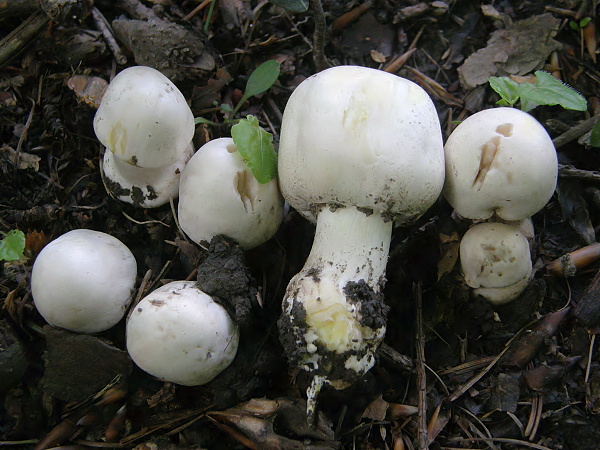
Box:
[569,17,593,59]
[268,0,309,13]
[230,59,281,117]
[195,60,281,125]
[569,17,592,32]
[489,71,587,112]
[195,60,281,184]
[0,230,25,261]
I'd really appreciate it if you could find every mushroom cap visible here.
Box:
[443,107,558,221]
[278,65,445,225]
[178,137,284,249]
[31,229,137,333]
[101,143,193,208]
[126,280,239,386]
[460,222,532,304]
[93,66,195,169]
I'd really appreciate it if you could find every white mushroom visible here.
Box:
[94,66,194,168]
[443,107,558,221]
[126,280,239,386]
[30,229,137,333]
[93,66,196,207]
[460,222,533,305]
[276,66,445,409]
[178,137,284,250]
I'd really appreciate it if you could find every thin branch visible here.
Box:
[310,0,330,72]
[552,114,599,149]
[91,7,127,65]
[415,282,428,450]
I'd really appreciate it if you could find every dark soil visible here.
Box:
[2,0,600,449]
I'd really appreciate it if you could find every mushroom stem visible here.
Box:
[280,206,390,409]
[301,206,392,290]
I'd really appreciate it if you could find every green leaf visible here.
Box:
[268,0,309,13]
[0,230,25,261]
[519,98,539,112]
[517,71,587,111]
[591,119,600,148]
[580,17,592,28]
[488,71,587,112]
[243,60,281,100]
[569,20,580,31]
[231,116,277,184]
[489,76,520,106]
[231,60,281,118]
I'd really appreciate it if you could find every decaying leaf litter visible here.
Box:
[2,0,600,448]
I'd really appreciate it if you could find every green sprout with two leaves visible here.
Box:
[195,60,280,184]
[489,70,600,147]
[0,230,25,262]
[570,17,592,59]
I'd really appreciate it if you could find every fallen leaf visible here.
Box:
[458,13,561,89]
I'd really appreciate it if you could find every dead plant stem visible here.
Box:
[415,282,428,449]
[310,0,329,72]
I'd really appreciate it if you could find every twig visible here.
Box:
[415,282,428,450]
[91,7,127,65]
[449,341,511,402]
[0,11,49,67]
[451,436,554,450]
[121,211,170,227]
[0,440,39,447]
[183,0,212,21]
[585,333,596,383]
[331,1,372,32]
[13,98,36,172]
[127,269,152,319]
[527,394,544,441]
[116,0,160,21]
[384,48,417,74]
[310,0,330,72]
[558,164,600,182]
[552,114,599,149]
[0,0,39,19]
[378,343,414,373]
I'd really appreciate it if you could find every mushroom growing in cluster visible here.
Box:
[31,229,137,333]
[459,222,533,305]
[178,137,284,250]
[94,66,195,208]
[443,107,558,303]
[126,280,239,386]
[276,65,445,412]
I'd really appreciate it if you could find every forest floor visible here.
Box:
[2,0,600,449]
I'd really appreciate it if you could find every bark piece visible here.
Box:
[575,268,600,327]
[112,18,215,77]
[42,326,132,402]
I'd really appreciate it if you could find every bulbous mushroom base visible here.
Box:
[278,206,393,418]
[278,275,388,419]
